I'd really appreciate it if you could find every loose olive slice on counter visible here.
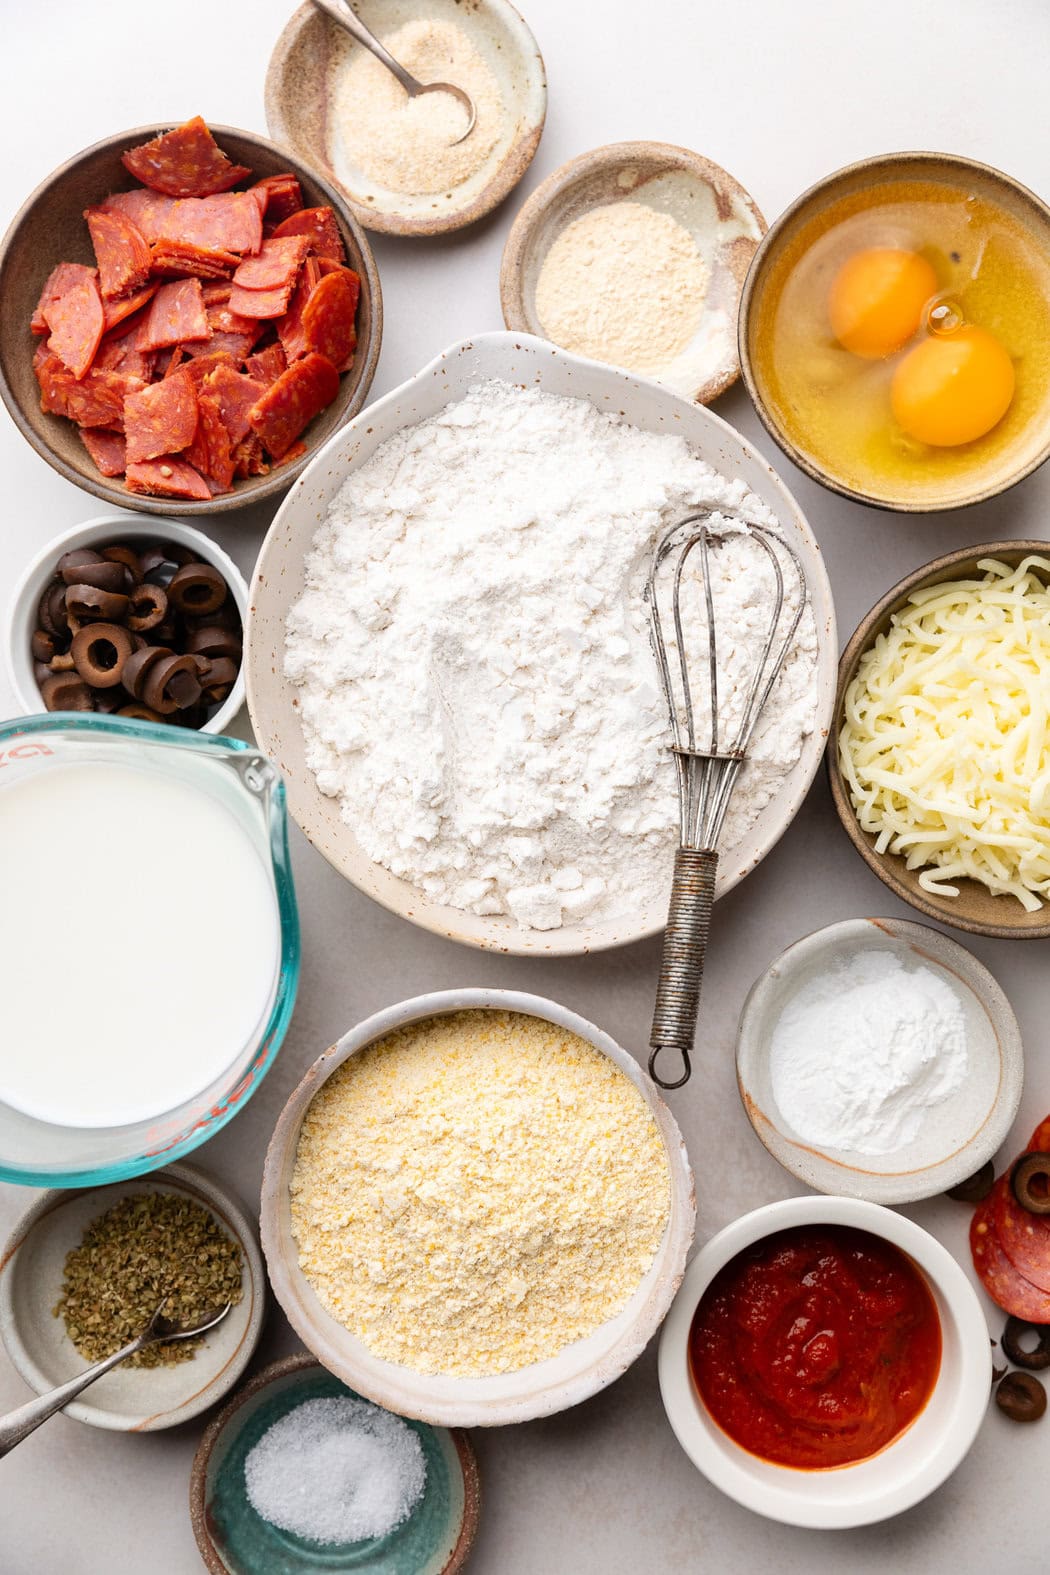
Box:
[126,584,168,632]
[996,1371,1047,1422]
[40,672,92,711]
[185,625,241,660]
[116,703,164,722]
[120,644,172,701]
[168,562,227,616]
[947,1161,996,1204]
[1012,1153,1050,1215]
[101,543,143,582]
[64,584,130,624]
[71,623,134,688]
[60,559,128,594]
[37,581,70,638]
[1002,1317,1050,1371]
[30,628,56,664]
[142,652,202,715]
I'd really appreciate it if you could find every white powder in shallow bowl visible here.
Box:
[244,1396,425,1545]
[768,949,969,1157]
[284,380,818,931]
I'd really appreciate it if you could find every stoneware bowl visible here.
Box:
[0,1162,266,1432]
[829,540,1050,937]
[265,0,546,237]
[245,330,837,957]
[501,142,766,403]
[658,1195,991,1528]
[739,151,1050,512]
[6,512,248,734]
[736,917,1024,1203]
[0,122,382,515]
[260,988,695,1427]
[190,1355,481,1574]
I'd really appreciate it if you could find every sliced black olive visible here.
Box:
[120,645,172,702]
[947,1161,996,1204]
[64,584,130,624]
[30,628,56,664]
[33,660,54,686]
[116,703,164,722]
[126,584,168,632]
[37,580,70,638]
[39,672,93,711]
[1001,1316,1050,1371]
[70,623,134,688]
[1012,1153,1050,1215]
[60,560,129,594]
[143,652,201,715]
[101,543,143,582]
[185,625,241,660]
[996,1371,1046,1422]
[56,548,104,576]
[168,562,227,616]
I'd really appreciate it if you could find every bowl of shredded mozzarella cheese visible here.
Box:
[831,541,1050,936]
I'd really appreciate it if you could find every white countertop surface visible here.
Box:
[3,0,1050,1568]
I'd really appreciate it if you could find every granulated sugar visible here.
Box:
[244,1396,425,1545]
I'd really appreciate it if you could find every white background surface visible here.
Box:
[2,1,1050,1569]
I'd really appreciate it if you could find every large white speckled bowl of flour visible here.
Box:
[245,331,837,956]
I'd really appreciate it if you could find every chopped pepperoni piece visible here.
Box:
[79,427,127,477]
[125,457,212,500]
[141,279,209,351]
[201,281,233,306]
[276,256,322,362]
[158,194,262,257]
[162,345,188,379]
[245,343,287,386]
[991,1174,1050,1291]
[101,189,177,244]
[84,208,152,299]
[316,259,362,312]
[272,207,345,262]
[121,117,251,199]
[101,284,157,334]
[302,271,358,371]
[124,369,198,464]
[37,354,143,430]
[149,239,240,278]
[248,352,340,459]
[273,438,308,468]
[184,392,235,492]
[227,278,298,319]
[203,365,268,446]
[46,274,106,379]
[182,350,240,386]
[207,301,261,339]
[31,263,97,334]
[971,1195,1050,1320]
[95,315,155,382]
[232,236,310,291]
[232,433,269,478]
[184,329,258,363]
[250,174,303,224]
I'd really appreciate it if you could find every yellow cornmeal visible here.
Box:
[327,19,502,197]
[290,1011,671,1377]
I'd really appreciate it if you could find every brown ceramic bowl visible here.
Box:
[0,123,382,517]
[739,152,1050,513]
[829,540,1050,937]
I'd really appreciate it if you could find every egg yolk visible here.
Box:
[890,325,1016,446]
[828,248,938,358]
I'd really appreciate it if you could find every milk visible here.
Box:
[0,760,281,1129]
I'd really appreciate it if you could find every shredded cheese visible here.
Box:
[839,556,1050,911]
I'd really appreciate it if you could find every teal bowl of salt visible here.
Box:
[191,1356,480,1574]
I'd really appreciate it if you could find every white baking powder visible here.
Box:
[768,949,969,1156]
[284,380,817,930]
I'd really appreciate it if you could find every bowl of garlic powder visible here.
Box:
[266,0,547,236]
[259,988,695,1427]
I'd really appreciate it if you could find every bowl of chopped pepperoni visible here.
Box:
[0,116,382,515]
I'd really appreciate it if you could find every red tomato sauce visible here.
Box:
[689,1225,941,1469]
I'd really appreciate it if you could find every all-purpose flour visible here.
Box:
[284,381,818,930]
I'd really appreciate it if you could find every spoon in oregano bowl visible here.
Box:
[0,1299,231,1457]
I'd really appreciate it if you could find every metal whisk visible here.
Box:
[644,511,807,1091]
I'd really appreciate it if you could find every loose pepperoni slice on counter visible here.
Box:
[101,284,157,335]
[141,279,209,351]
[271,206,345,262]
[971,1196,1050,1320]
[124,369,198,464]
[101,189,177,244]
[125,457,212,500]
[249,174,303,223]
[121,117,251,198]
[184,391,235,492]
[232,236,310,291]
[79,427,127,477]
[302,271,358,371]
[84,208,152,299]
[157,194,262,257]
[149,239,240,279]
[992,1173,1050,1290]
[31,263,98,334]
[203,365,268,446]
[45,273,106,379]
[248,352,339,459]
[245,343,287,386]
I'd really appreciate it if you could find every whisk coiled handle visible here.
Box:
[648,846,718,1090]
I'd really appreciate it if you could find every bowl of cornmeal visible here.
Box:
[260,989,695,1426]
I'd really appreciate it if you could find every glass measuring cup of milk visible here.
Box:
[0,714,299,1186]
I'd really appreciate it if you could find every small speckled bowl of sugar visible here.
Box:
[736,916,1024,1204]
[501,143,766,402]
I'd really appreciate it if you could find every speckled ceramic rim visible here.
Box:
[828,539,1050,937]
[501,140,766,405]
[259,988,696,1427]
[264,0,547,237]
[658,1195,991,1528]
[0,121,382,515]
[735,916,1024,1202]
[0,1161,266,1432]
[189,1353,481,1575]
[5,513,248,735]
[738,150,1050,513]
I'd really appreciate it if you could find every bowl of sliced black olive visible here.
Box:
[7,513,247,733]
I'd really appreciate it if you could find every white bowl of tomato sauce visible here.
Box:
[658,1195,990,1528]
